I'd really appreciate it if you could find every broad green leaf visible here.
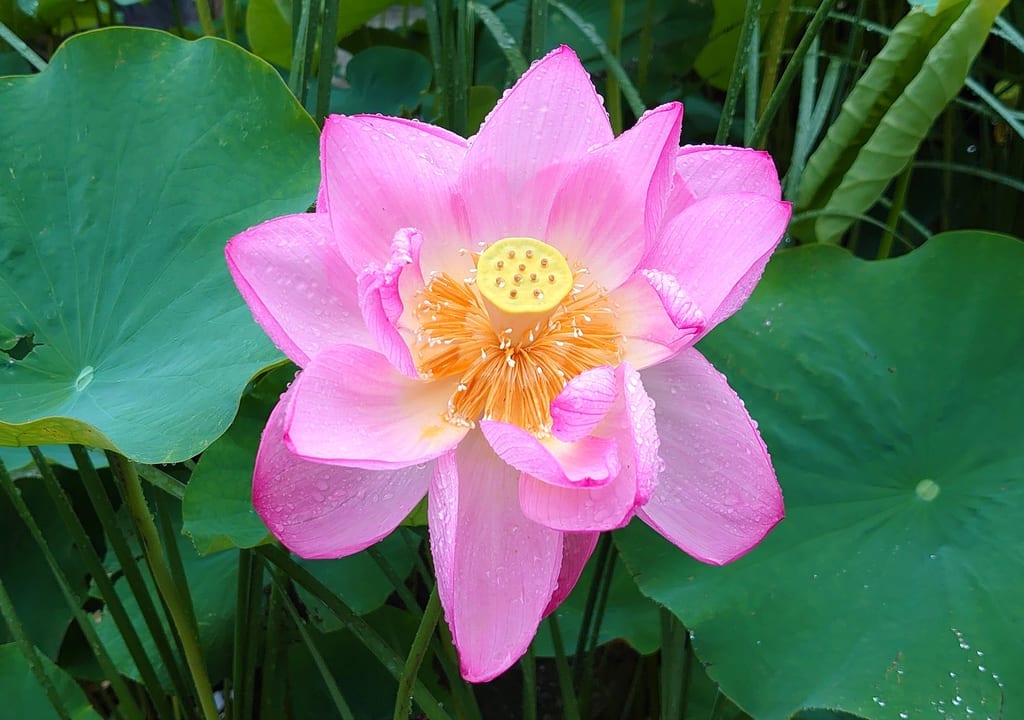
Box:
[532,551,660,657]
[246,0,395,69]
[330,46,432,116]
[0,445,106,472]
[0,643,101,720]
[618,233,1024,720]
[298,529,419,630]
[795,0,1008,243]
[0,28,318,463]
[182,390,284,555]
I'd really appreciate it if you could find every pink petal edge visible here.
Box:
[430,432,563,682]
[253,385,430,558]
[284,344,466,469]
[638,348,784,565]
[225,213,371,367]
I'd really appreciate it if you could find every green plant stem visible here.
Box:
[193,0,215,36]
[0,457,144,720]
[259,577,285,720]
[578,536,616,717]
[368,544,422,618]
[750,0,839,149]
[270,567,356,720]
[658,608,688,720]
[637,0,654,97]
[315,0,340,124]
[744,14,760,145]
[0,20,47,70]
[394,586,442,720]
[527,0,547,60]
[71,447,193,706]
[222,0,236,42]
[573,533,612,685]
[758,0,792,118]
[716,0,760,144]
[546,614,581,720]
[0,578,71,720]
[135,464,187,500]
[258,545,453,720]
[878,161,912,259]
[30,448,172,719]
[606,0,625,133]
[231,548,258,720]
[108,452,220,720]
[520,645,537,720]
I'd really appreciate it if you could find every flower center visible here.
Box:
[414,238,622,436]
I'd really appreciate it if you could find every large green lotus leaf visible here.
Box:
[617,232,1024,720]
[0,28,318,463]
[0,643,101,720]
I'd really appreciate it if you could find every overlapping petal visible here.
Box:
[254,386,431,558]
[284,344,467,469]
[225,213,371,366]
[460,46,614,246]
[430,432,563,682]
[543,532,599,617]
[644,193,791,332]
[544,103,682,289]
[675,145,782,201]
[638,348,784,565]
[320,115,470,274]
[481,420,619,488]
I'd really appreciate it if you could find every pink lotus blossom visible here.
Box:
[227,46,789,682]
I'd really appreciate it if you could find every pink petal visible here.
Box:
[639,269,706,331]
[253,386,430,558]
[638,348,783,565]
[545,103,683,290]
[284,344,467,469]
[643,193,791,332]
[225,213,371,367]
[519,470,635,532]
[544,532,599,617]
[517,364,659,532]
[460,46,613,246]
[320,115,470,276]
[549,366,618,442]
[610,274,701,369]
[429,432,563,682]
[675,145,782,200]
[356,228,424,378]
[480,420,619,488]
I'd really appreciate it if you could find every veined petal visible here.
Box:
[253,386,430,558]
[320,115,470,274]
[481,420,619,488]
[543,532,599,617]
[549,366,618,442]
[638,348,783,565]
[284,344,467,469]
[518,364,659,532]
[675,145,782,200]
[226,213,371,367]
[357,228,424,378]
[611,274,702,369]
[460,46,614,246]
[643,193,791,332]
[430,432,563,682]
[545,103,682,290]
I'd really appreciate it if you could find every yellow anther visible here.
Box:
[477,237,573,314]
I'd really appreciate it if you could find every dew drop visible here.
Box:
[74,365,95,391]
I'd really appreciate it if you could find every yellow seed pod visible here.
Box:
[476,237,573,314]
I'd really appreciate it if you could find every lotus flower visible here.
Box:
[227,46,790,681]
